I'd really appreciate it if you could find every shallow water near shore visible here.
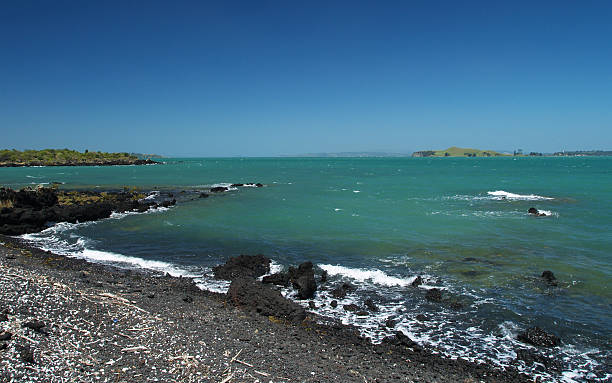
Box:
[3,157,611,381]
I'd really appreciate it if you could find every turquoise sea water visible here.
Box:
[2,157,611,381]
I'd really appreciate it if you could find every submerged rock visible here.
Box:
[227,278,306,322]
[517,327,561,347]
[382,331,422,351]
[425,288,443,302]
[23,321,46,332]
[213,254,271,281]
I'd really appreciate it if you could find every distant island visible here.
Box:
[412,147,511,157]
[0,149,159,167]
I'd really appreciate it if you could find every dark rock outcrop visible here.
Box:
[227,278,306,322]
[212,254,271,281]
[517,327,561,347]
[541,271,557,286]
[288,262,317,299]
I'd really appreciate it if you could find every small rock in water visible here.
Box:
[330,300,338,308]
[0,313,8,322]
[23,321,46,332]
[425,288,443,302]
[411,276,423,287]
[385,318,396,328]
[199,192,209,198]
[449,301,463,310]
[0,331,12,341]
[517,326,561,347]
[308,301,317,309]
[356,311,369,317]
[416,314,427,322]
[343,304,359,312]
[331,282,355,299]
[0,343,7,350]
[364,298,378,312]
[541,270,558,286]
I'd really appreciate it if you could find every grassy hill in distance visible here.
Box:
[0,148,159,167]
[412,147,510,157]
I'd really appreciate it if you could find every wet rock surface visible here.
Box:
[0,237,533,383]
[288,261,317,299]
[517,326,561,347]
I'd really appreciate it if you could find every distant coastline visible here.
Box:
[412,147,612,158]
[0,149,160,167]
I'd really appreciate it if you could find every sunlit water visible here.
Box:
[3,157,611,381]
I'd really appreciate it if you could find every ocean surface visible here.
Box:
[2,157,611,381]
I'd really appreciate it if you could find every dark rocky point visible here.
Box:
[227,278,306,322]
[517,327,561,347]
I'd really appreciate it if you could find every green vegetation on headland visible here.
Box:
[0,149,159,167]
[412,147,510,157]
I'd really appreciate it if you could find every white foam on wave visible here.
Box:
[487,190,553,201]
[319,264,418,287]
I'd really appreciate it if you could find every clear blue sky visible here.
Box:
[1,1,611,156]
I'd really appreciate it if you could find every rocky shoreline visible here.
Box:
[0,159,159,167]
[0,235,533,383]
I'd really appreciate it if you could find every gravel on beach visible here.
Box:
[0,237,530,382]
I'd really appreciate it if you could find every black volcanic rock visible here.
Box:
[541,271,558,286]
[213,254,271,281]
[517,327,561,347]
[227,278,306,322]
[262,272,290,287]
[288,262,317,299]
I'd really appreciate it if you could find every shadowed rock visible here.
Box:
[517,327,561,347]
[411,276,423,287]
